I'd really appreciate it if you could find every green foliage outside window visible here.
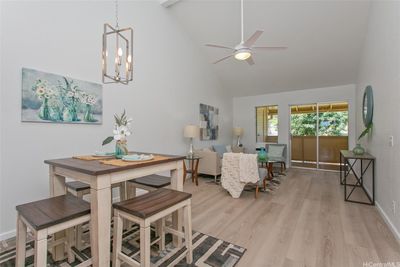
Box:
[291,111,348,136]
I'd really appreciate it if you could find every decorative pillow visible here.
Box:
[213,145,227,158]
[203,147,214,152]
[268,145,285,158]
[226,145,232,152]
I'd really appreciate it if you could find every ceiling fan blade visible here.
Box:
[213,54,233,64]
[246,56,255,66]
[243,30,264,47]
[252,46,288,50]
[205,44,234,50]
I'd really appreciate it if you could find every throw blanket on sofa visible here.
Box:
[221,153,260,198]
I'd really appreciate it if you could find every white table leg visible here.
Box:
[171,161,184,247]
[49,166,66,261]
[34,237,48,267]
[184,201,193,263]
[90,175,112,267]
[15,214,27,267]
[112,211,123,267]
[140,225,151,267]
[67,227,76,263]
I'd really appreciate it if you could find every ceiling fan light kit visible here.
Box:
[234,48,252,60]
[205,0,287,65]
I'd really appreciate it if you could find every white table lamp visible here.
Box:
[184,125,199,157]
[233,127,244,146]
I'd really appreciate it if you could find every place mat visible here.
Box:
[73,155,114,161]
[100,155,171,167]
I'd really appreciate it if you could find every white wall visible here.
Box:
[0,1,232,239]
[0,1,3,239]
[233,84,356,158]
[355,1,400,239]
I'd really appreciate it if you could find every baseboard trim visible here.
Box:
[0,229,16,241]
[357,186,400,244]
[375,201,400,244]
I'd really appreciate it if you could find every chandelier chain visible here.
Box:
[115,0,119,29]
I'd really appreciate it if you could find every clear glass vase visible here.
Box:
[115,140,128,159]
[84,104,95,122]
[39,98,50,120]
[352,143,365,155]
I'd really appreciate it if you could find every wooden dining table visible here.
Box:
[45,153,185,267]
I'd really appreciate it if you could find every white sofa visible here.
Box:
[195,146,244,183]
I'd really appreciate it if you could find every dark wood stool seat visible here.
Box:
[66,181,90,192]
[16,195,92,267]
[16,194,90,231]
[127,174,171,189]
[124,176,173,253]
[113,188,191,219]
[112,188,193,266]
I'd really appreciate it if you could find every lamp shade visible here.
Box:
[233,127,244,137]
[184,125,199,138]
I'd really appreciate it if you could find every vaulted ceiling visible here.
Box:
[167,0,371,97]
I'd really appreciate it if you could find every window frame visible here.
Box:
[255,105,279,143]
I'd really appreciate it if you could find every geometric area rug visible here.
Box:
[0,225,246,267]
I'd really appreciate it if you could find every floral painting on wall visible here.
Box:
[21,68,102,124]
[199,103,219,140]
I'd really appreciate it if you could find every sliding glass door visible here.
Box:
[290,102,349,171]
[290,104,318,169]
[318,102,349,170]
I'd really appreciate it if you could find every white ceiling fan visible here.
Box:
[205,0,287,65]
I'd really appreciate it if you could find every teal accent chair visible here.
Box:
[265,144,287,174]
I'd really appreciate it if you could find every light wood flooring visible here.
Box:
[184,168,400,267]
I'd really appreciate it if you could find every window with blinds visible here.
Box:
[256,105,278,143]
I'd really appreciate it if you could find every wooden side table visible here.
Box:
[183,156,201,186]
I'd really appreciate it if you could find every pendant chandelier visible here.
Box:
[102,0,133,84]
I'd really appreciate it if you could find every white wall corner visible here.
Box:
[160,0,181,8]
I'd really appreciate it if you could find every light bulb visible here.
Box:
[127,54,132,63]
[118,48,123,56]
[234,51,251,61]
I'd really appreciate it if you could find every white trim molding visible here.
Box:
[0,229,16,241]
[160,0,181,8]
[376,201,400,244]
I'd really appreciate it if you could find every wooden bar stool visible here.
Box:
[126,175,171,242]
[15,194,91,267]
[66,181,91,198]
[66,180,127,249]
[126,174,171,197]
[112,188,193,267]
[66,181,91,250]
[66,180,127,201]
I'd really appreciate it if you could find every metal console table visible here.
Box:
[339,150,375,205]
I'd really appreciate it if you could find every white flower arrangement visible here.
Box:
[102,110,132,146]
[79,92,97,106]
[32,79,56,100]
